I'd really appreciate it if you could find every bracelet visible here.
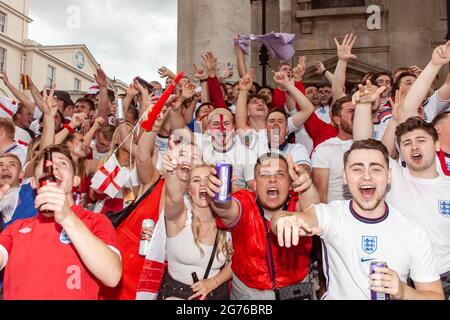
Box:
[321,69,328,77]
[64,123,75,134]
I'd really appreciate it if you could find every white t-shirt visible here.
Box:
[423,91,450,123]
[385,158,450,275]
[311,137,353,202]
[258,142,311,168]
[315,200,440,300]
[372,110,391,141]
[202,141,256,189]
[14,126,32,147]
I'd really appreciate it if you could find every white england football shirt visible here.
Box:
[315,200,440,300]
[386,158,450,275]
[311,137,353,202]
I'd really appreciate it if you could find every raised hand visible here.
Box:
[287,155,312,194]
[193,63,208,81]
[391,89,406,122]
[1,71,10,85]
[94,66,108,88]
[354,80,386,107]
[409,65,422,77]
[201,52,218,77]
[431,41,450,66]
[42,84,57,114]
[158,66,175,79]
[126,83,139,98]
[239,69,254,92]
[219,65,233,80]
[180,82,196,101]
[162,137,181,174]
[314,61,326,75]
[334,33,358,61]
[272,70,290,89]
[70,113,88,128]
[293,56,307,81]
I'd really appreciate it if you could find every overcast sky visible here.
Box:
[28,0,177,85]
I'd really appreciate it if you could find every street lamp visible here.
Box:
[251,0,270,87]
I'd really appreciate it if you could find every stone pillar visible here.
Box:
[177,0,251,82]
[388,0,448,80]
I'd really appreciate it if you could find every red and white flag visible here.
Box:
[90,154,131,198]
[0,96,18,118]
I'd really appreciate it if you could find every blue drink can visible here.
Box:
[214,163,232,203]
[370,261,390,300]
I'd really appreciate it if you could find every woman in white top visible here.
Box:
[160,140,233,300]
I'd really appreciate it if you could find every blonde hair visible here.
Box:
[188,164,232,261]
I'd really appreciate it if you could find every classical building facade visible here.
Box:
[178,0,448,87]
[0,0,127,100]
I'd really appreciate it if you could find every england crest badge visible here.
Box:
[60,229,72,245]
[362,236,377,254]
[438,200,450,218]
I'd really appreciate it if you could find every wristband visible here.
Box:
[321,69,328,77]
[64,123,75,134]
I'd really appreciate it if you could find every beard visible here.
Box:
[341,120,353,135]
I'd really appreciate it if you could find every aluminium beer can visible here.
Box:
[370,261,390,300]
[214,163,232,203]
[138,219,155,256]
[115,97,125,122]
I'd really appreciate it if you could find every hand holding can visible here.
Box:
[213,163,232,203]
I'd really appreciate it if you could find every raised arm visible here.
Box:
[1,71,36,112]
[83,117,105,147]
[94,67,110,122]
[162,140,187,222]
[234,35,248,78]
[193,63,211,103]
[203,52,227,109]
[352,80,386,141]
[235,69,254,132]
[332,33,357,101]
[381,90,406,158]
[39,86,58,151]
[136,106,167,184]
[274,71,315,128]
[55,113,87,145]
[315,61,334,84]
[205,166,240,227]
[401,42,450,122]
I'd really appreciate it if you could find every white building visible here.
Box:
[0,0,127,99]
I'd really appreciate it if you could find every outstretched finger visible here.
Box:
[284,223,292,248]
[277,221,285,247]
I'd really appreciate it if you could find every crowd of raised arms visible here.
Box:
[0,33,449,300]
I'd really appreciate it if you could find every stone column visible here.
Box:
[177,0,251,82]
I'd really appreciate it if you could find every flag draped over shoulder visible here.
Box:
[99,178,164,300]
[234,32,296,61]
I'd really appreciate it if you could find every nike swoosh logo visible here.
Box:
[361,258,376,263]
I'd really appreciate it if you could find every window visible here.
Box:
[74,78,81,91]
[47,65,55,87]
[0,12,5,33]
[311,0,365,9]
[0,47,6,72]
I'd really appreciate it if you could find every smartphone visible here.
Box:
[135,76,154,92]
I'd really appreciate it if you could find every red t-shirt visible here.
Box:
[0,205,120,300]
[218,190,312,290]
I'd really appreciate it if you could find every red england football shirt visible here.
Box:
[0,205,120,300]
